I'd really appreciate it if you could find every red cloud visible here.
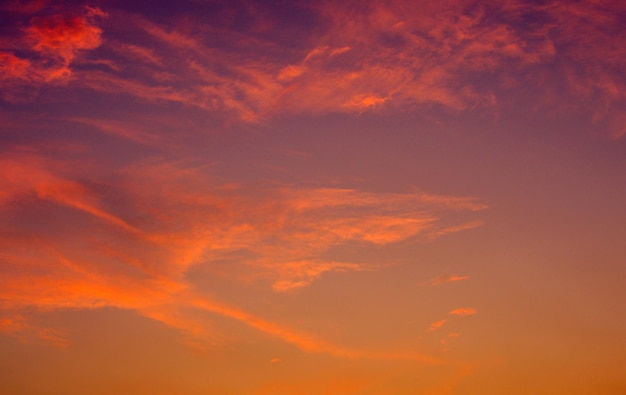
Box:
[27,12,104,64]
[0,52,31,80]
[0,7,105,83]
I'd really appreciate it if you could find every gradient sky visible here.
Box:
[1,0,625,394]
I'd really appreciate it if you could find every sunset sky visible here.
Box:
[1,0,625,394]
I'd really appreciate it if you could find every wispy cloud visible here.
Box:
[429,275,471,287]
[4,1,623,136]
[0,151,485,357]
[449,308,477,317]
[0,315,68,347]
[429,319,448,331]
[428,308,477,333]
[112,43,163,67]
[66,117,165,146]
[1,0,51,14]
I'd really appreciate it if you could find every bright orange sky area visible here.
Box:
[1,0,625,394]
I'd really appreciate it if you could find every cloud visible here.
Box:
[448,308,477,316]
[5,4,485,117]
[1,0,51,14]
[429,274,471,286]
[268,0,555,115]
[0,154,140,234]
[428,308,476,334]
[0,151,485,357]
[440,332,460,345]
[112,43,163,67]
[429,319,448,331]
[0,315,67,347]
[270,261,368,292]
[0,7,106,83]
[66,117,165,146]
[26,12,104,65]
[1,0,617,135]
[0,52,32,80]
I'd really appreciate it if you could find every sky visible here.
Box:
[1,0,625,394]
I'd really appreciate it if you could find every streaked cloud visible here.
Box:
[429,319,448,331]
[0,315,67,348]
[440,332,460,345]
[2,0,622,137]
[448,308,477,316]
[1,0,51,14]
[0,150,484,357]
[2,2,624,393]
[429,274,471,286]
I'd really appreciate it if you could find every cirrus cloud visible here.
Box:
[0,150,485,357]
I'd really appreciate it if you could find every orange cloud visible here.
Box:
[0,151,483,360]
[426,221,485,240]
[430,274,471,286]
[0,154,140,234]
[440,332,460,346]
[343,94,388,110]
[269,261,367,292]
[448,308,477,316]
[277,64,305,82]
[0,316,26,334]
[0,315,67,347]
[429,319,448,331]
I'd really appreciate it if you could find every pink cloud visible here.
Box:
[2,1,625,136]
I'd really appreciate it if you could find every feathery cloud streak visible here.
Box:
[449,307,477,316]
[0,151,485,356]
[1,1,625,136]
[429,274,471,286]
